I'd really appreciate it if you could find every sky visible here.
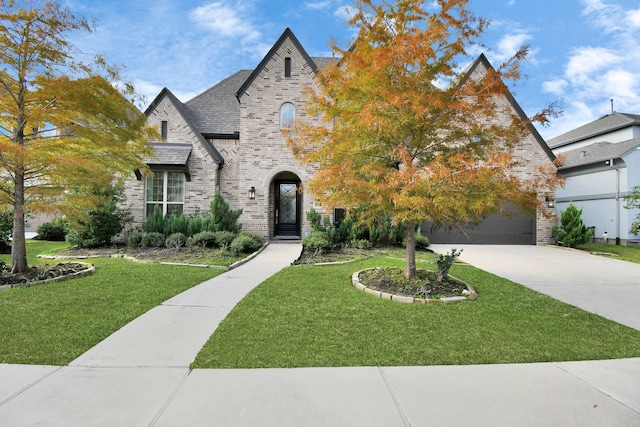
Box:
[65,0,640,141]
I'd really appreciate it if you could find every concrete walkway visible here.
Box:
[1,244,640,426]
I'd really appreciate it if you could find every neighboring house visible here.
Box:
[123,28,556,244]
[548,113,640,244]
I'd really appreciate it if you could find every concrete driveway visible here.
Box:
[430,244,640,331]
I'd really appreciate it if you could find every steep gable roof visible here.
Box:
[547,112,640,149]
[144,88,224,165]
[558,137,640,170]
[462,54,556,162]
[184,70,252,136]
[235,28,322,99]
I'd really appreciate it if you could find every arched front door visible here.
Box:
[275,180,301,237]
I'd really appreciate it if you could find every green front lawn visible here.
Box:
[4,242,640,368]
[0,241,223,365]
[577,242,640,264]
[193,254,640,368]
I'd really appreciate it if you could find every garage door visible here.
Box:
[421,207,536,245]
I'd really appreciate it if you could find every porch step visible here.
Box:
[270,237,302,244]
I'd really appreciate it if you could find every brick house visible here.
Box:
[124,28,556,244]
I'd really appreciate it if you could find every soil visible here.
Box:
[358,268,467,299]
[0,262,90,286]
[57,245,240,264]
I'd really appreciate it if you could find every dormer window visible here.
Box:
[285,57,291,78]
[280,103,295,128]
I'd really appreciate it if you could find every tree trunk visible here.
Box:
[11,170,27,273]
[404,221,417,279]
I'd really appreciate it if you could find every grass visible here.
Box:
[5,242,640,368]
[0,240,223,365]
[192,253,640,368]
[577,242,640,264]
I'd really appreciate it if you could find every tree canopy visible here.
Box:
[288,0,560,278]
[0,0,154,272]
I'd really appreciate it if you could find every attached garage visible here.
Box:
[421,206,536,245]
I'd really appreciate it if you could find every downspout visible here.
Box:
[617,165,621,245]
[611,158,621,245]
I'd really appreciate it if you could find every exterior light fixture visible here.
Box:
[249,186,256,200]
[546,197,555,209]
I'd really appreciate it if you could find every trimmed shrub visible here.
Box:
[230,232,263,254]
[415,234,430,251]
[552,203,593,248]
[66,194,132,249]
[128,233,143,248]
[352,239,372,249]
[166,232,187,249]
[141,232,165,248]
[302,230,333,254]
[188,231,217,248]
[306,207,323,232]
[213,231,236,248]
[0,209,12,245]
[436,248,462,283]
[36,218,68,241]
[188,214,202,236]
[143,205,164,234]
[163,213,189,236]
[210,189,243,233]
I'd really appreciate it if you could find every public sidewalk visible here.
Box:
[1,244,639,426]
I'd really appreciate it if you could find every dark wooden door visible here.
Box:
[275,181,300,236]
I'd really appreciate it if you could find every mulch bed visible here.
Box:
[358,268,467,299]
[0,262,91,286]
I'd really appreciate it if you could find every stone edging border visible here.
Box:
[0,262,96,291]
[351,268,478,304]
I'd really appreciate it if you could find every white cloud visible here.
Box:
[305,1,334,10]
[564,46,620,79]
[488,31,534,64]
[189,2,260,41]
[542,78,568,96]
[627,8,640,30]
[543,1,640,138]
[334,5,357,21]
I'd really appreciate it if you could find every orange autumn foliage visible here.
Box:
[0,1,155,272]
[287,0,561,278]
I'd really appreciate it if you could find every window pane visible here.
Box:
[146,174,164,202]
[167,172,184,203]
[146,203,161,218]
[280,103,295,128]
[166,204,183,216]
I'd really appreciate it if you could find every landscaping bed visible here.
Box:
[0,262,91,287]
[55,245,246,266]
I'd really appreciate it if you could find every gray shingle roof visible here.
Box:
[548,112,640,149]
[558,137,640,169]
[144,88,225,165]
[311,56,338,70]
[184,70,252,135]
[145,143,192,165]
